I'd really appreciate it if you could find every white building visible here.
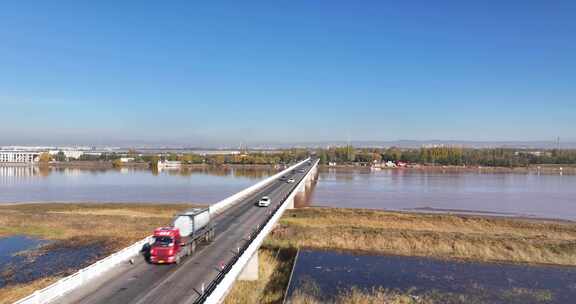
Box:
[48,150,85,159]
[0,151,41,163]
[384,161,397,168]
[157,160,182,168]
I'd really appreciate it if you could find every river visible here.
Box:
[310,167,576,221]
[1,165,574,221]
[0,166,277,204]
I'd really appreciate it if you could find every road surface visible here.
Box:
[56,161,314,304]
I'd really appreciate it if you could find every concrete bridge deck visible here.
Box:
[52,160,316,304]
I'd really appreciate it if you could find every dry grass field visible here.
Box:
[0,203,195,303]
[226,207,576,304]
[288,287,553,304]
[223,247,297,304]
[2,204,574,304]
[0,203,195,245]
[268,208,576,266]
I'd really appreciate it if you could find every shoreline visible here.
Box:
[226,206,576,303]
[310,204,576,224]
[3,161,575,175]
[2,203,576,303]
[0,201,207,206]
[321,164,576,175]
[0,201,572,224]
[42,161,285,170]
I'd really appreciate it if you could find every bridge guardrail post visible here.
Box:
[195,159,319,304]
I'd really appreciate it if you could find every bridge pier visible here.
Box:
[238,251,259,281]
[297,182,305,193]
[286,196,294,209]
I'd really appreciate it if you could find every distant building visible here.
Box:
[384,161,396,168]
[157,160,182,168]
[120,157,135,163]
[0,151,41,163]
[49,150,84,159]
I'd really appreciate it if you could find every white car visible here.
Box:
[287,178,295,183]
[258,196,271,207]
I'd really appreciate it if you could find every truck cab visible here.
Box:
[150,227,182,264]
[148,208,214,265]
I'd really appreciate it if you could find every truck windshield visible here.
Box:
[153,236,174,247]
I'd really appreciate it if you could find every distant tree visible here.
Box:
[55,151,66,162]
[180,153,204,164]
[148,155,160,168]
[112,159,123,168]
[167,153,179,161]
[128,148,138,157]
[39,152,52,163]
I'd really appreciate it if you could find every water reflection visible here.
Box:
[0,235,48,287]
[0,166,277,179]
[0,236,106,288]
[0,165,279,204]
[2,165,574,221]
[287,249,576,304]
[312,168,576,221]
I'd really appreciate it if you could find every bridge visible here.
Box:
[15,157,319,304]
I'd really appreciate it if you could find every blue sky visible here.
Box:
[1,1,574,145]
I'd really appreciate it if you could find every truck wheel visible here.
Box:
[191,242,196,254]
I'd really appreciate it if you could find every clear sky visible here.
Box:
[1,1,574,146]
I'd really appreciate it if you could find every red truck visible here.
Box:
[149,208,215,264]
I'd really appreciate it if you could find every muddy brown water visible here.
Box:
[309,168,576,221]
[1,166,575,221]
[0,166,278,204]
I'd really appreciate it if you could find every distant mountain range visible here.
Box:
[2,140,575,150]
[264,140,576,149]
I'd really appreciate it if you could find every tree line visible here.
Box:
[315,146,576,167]
[41,146,576,168]
[74,149,310,166]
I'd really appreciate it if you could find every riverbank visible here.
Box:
[271,208,576,266]
[321,163,576,175]
[0,203,195,303]
[2,204,575,303]
[41,161,285,170]
[225,207,576,303]
[6,160,575,175]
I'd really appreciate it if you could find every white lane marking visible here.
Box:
[133,179,295,304]
[179,169,312,304]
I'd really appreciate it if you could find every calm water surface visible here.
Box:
[0,166,277,204]
[1,166,575,221]
[286,249,576,304]
[310,168,576,220]
[0,235,107,287]
[0,236,47,287]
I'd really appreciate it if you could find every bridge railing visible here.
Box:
[14,237,152,304]
[195,159,319,304]
[210,158,311,215]
[13,159,311,304]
